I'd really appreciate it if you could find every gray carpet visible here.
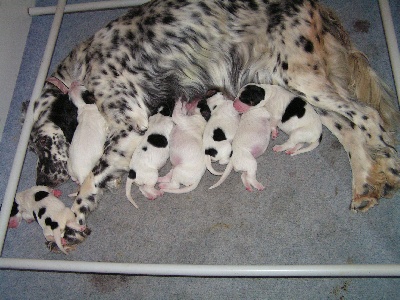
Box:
[0,0,399,298]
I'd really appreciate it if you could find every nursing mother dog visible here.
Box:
[27,0,400,244]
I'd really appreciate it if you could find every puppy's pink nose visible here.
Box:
[233,99,249,113]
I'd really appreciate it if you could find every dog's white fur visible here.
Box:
[125,108,173,207]
[236,84,323,156]
[158,99,207,193]
[15,186,85,254]
[67,81,108,185]
[210,101,271,191]
[203,92,240,175]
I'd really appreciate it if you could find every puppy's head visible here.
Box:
[29,91,78,187]
[234,84,266,113]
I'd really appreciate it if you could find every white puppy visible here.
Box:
[125,106,174,207]
[210,98,271,191]
[15,186,86,254]
[203,92,240,175]
[234,83,322,156]
[158,98,207,193]
[67,81,108,185]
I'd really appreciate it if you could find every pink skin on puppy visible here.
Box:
[158,98,207,194]
[235,83,323,156]
[210,100,271,191]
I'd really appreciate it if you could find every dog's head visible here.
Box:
[29,90,78,187]
[234,84,266,113]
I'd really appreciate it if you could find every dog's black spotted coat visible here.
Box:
[28,0,400,238]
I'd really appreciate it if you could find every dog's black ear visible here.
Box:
[158,105,172,117]
[197,100,211,121]
[81,90,96,104]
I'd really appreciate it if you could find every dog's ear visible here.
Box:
[197,100,211,121]
[81,90,96,104]
[158,105,172,117]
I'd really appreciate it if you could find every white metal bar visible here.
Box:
[29,0,150,16]
[0,0,67,255]
[0,258,400,277]
[378,0,400,104]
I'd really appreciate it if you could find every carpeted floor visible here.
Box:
[0,0,399,299]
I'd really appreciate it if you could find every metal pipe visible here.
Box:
[378,0,400,104]
[0,258,399,277]
[0,0,67,255]
[29,0,150,16]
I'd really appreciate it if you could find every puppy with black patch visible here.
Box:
[210,99,271,191]
[67,81,109,185]
[125,106,173,207]
[158,98,207,193]
[203,92,240,175]
[234,84,323,156]
[15,186,86,254]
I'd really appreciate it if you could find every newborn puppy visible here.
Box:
[125,106,174,207]
[210,99,271,191]
[158,98,207,193]
[234,83,322,156]
[67,81,108,184]
[203,92,240,175]
[15,186,86,254]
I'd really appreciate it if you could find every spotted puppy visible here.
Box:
[234,83,322,156]
[210,99,271,191]
[15,186,86,254]
[67,81,108,185]
[203,92,240,175]
[126,106,173,207]
[158,98,207,193]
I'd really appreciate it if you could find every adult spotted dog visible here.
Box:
[29,0,400,241]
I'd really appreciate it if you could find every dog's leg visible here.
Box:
[241,162,265,192]
[289,78,400,209]
[317,109,399,210]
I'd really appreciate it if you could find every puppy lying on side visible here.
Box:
[14,186,86,254]
[67,81,108,185]
[158,98,207,193]
[234,83,322,156]
[210,96,271,191]
[125,106,174,207]
[203,92,240,175]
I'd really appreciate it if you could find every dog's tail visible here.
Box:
[161,182,200,194]
[319,4,400,134]
[209,161,234,190]
[125,178,139,209]
[53,228,68,255]
[205,155,224,176]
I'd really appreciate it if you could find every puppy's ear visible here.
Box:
[158,105,172,117]
[81,90,96,104]
[197,100,211,121]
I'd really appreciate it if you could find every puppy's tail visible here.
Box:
[209,161,233,190]
[53,228,68,255]
[161,182,200,194]
[125,178,139,209]
[205,155,224,176]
